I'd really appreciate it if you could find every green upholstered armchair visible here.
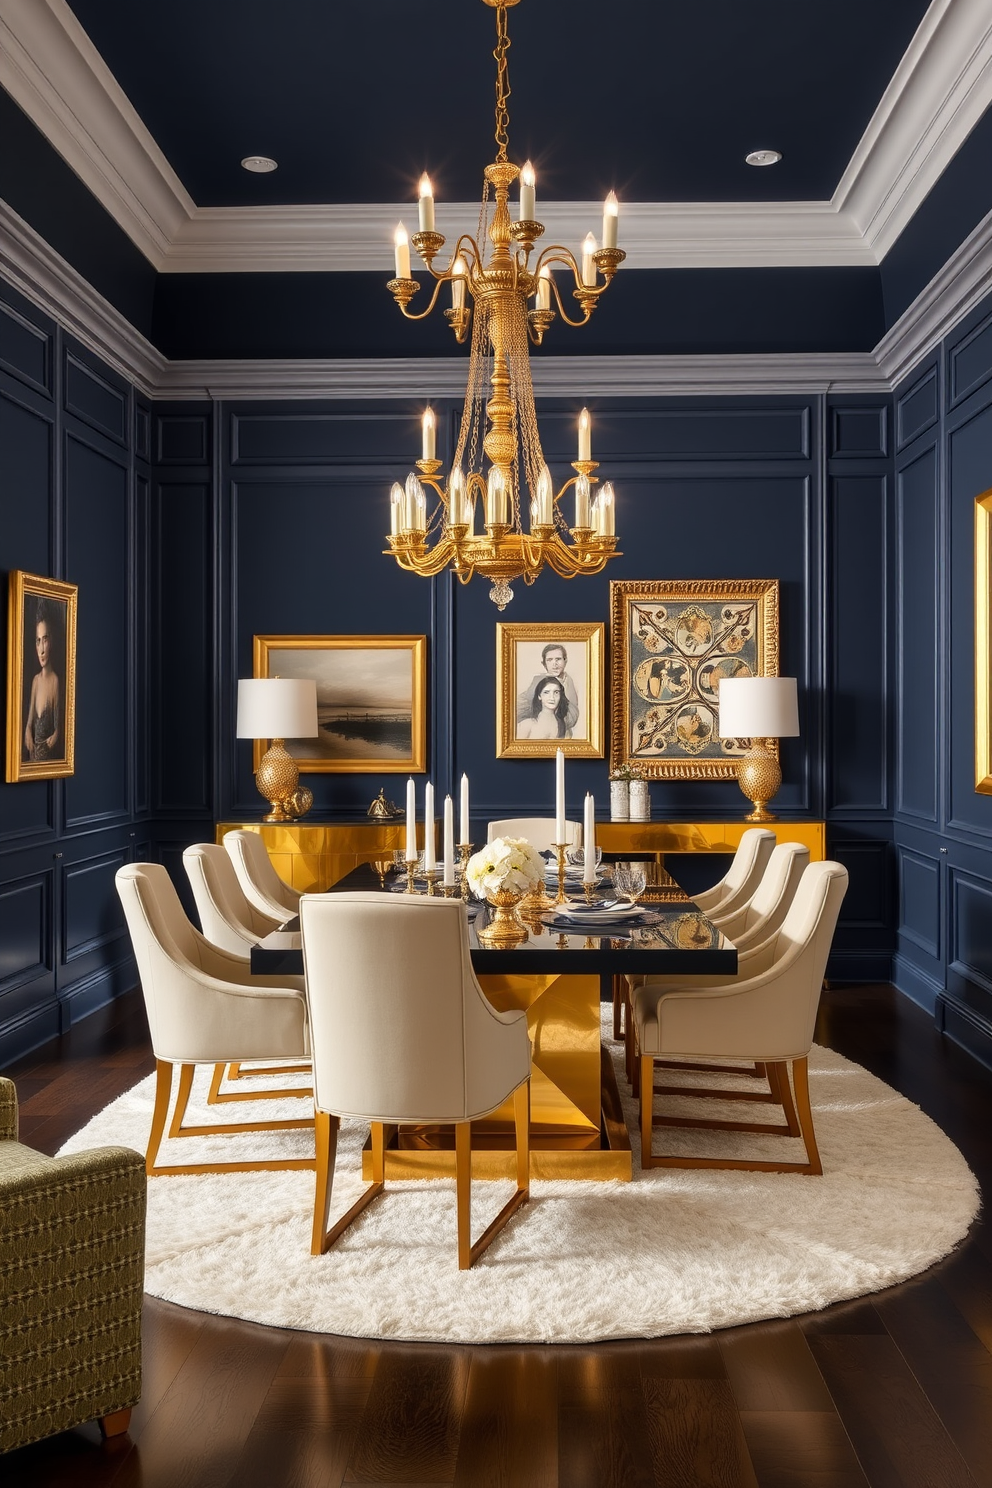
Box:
[0,1075,146,1454]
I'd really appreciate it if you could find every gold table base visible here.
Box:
[362,972,631,1182]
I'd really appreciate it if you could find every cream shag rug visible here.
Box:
[60,1011,980,1344]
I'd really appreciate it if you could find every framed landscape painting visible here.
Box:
[496,621,604,758]
[5,570,77,782]
[609,579,779,779]
[253,635,426,774]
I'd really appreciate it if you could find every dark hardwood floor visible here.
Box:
[3,985,992,1488]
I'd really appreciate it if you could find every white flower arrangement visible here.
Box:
[465,836,545,900]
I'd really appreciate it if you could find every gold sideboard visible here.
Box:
[596,819,826,861]
[215,821,409,892]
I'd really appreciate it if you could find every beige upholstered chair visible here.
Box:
[115,862,313,1176]
[691,826,776,917]
[182,842,310,1104]
[632,860,848,1174]
[184,842,282,956]
[0,1076,145,1453]
[223,828,301,921]
[487,817,581,854]
[300,892,531,1269]
[618,841,811,1072]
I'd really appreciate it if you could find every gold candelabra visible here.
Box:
[383,0,624,610]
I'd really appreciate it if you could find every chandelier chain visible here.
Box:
[493,3,511,162]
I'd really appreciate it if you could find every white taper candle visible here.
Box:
[555,748,566,843]
[405,777,417,862]
[460,773,470,844]
[443,796,455,885]
[583,792,596,882]
[423,781,435,870]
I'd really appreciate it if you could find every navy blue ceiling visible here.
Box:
[67,0,930,207]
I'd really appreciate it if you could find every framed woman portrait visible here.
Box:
[5,570,78,782]
[496,622,604,758]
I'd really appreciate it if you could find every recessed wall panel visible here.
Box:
[895,448,938,821]
[830,407,887,458]
[829,475,887,811]
[64,850,127,961]
[898,847,940,957]
[63,436,129,825]
[0,300,52,395]
[949,311,992,408]
[232,411,416,464]
[154,481,212,813]
[64,350,127,446]
[0,874,49,986]
[951,871,992,991]
[896,366,938,450]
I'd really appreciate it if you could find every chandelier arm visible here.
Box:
[394,276,449,322]
[430,235,484,284]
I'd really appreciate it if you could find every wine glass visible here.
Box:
[612,860,647,907]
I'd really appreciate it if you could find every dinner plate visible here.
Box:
[556,900,644,920]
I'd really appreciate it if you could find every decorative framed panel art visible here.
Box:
[253,635,427,774]
[496,622,604,758]
[6,570,77,782]
[609,579,780,779]
[976,492,992,793]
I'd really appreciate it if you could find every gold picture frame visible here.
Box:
[496,622,604,758]
[609,579,780,779]
[5,570,77,782]
[253,634,427,774]
[976,491,992,793]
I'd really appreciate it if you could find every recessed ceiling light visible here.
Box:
[241,155,278,174]
[745,149,782,168]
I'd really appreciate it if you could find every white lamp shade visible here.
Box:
[718,676,799,739]
[236,678,319,739]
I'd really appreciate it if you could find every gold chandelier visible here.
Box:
[384,0,624,609]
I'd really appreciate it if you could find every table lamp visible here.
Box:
[718,676,799,822]
[236,678,318,822]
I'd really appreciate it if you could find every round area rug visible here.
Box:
[60,1012,980,1344]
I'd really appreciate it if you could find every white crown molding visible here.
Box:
[875,198,992,385]
[0,199,164,395]
[2,0,989,273]
[0,0,192,268]
[834,0,992,258]
[6,186,992,404]
[165,199,874,274]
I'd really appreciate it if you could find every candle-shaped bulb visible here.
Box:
[448,465,466,526]
[486,466,508,526]
[603,190,619,249]
[393,223,411,279]
[389,481,403,535]
[537,263,552,311]
[574,472,591,530]
[597,480,616,536]
[451,254,467,312]
[581,232,597,286]
[578,407,592,463]
[418,172,435,232]
[405,471,426,532]
[535,464,554,525]
[421,406,436,461]
[520,159,536,221]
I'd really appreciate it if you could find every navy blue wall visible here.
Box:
[0,280,152,1063]
[0,280,900,1065]
[892,293,992,1065]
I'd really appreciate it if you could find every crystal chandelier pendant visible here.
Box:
[382,0,625,605]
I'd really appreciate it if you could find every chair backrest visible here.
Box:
[223,829,300,919]
[487,818,581,854]
[183,843,280,955]
[299,892,529,1126]
[712,841,810,949]
[693,827,776,916]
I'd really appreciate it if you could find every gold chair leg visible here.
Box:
[640,1054,655,1165]
[768,1061,801,1136]
[211,1060,313,1102]
[455,1081,530,1271]
[792,1057,822,1175]
[312,1117,386,1256]
[147,1060,315,1176]
[612,974,624,1040]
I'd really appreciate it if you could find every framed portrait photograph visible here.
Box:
[253,634,427,774]
[496,622,605,758]
[609,579,780,779]
[5,570,77,782]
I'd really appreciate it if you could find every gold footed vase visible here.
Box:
[477,887,529,946]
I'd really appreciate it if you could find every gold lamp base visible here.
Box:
[736,744,782,822]
[255,740,313,823]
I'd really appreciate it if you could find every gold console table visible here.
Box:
[215,821,409,893]
[597,819,825,861]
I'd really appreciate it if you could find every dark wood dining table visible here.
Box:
[251,862,736,1182]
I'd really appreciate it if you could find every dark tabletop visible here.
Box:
[250,862,737,979]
